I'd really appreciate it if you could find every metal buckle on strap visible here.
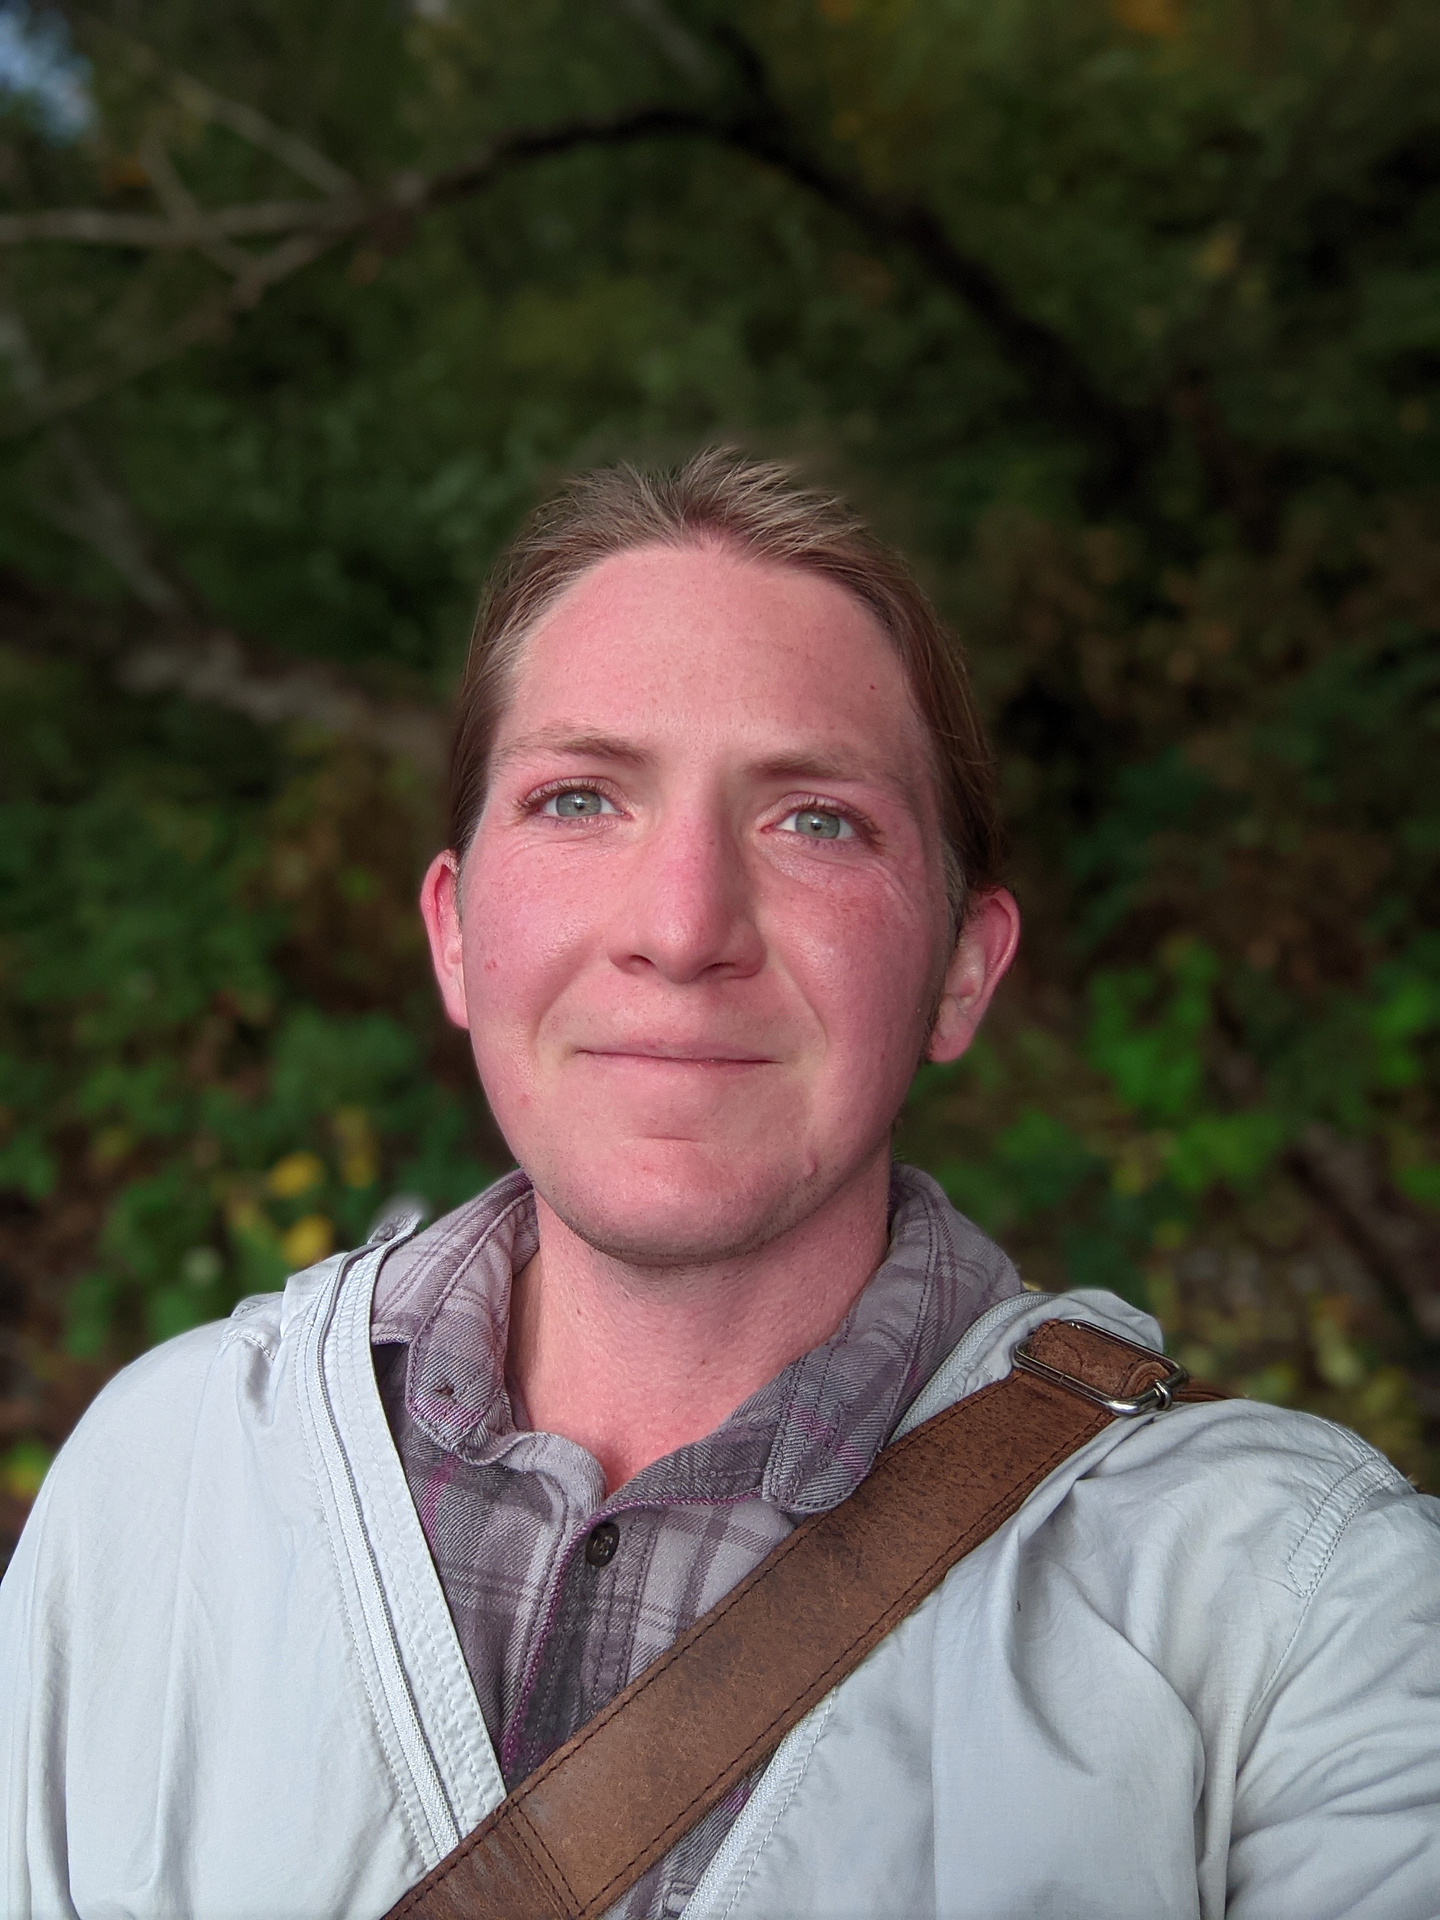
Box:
[1012,1322,1190,1416]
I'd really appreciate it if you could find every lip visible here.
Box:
[576,1044,775,1066]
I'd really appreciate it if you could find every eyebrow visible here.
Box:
[492,728,923,808]
[747,750,873,787]
[490,728,653,771]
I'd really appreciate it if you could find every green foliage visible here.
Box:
[0,650,494,1358]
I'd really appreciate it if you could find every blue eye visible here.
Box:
[779,808,853,841]
[543,789,615,818]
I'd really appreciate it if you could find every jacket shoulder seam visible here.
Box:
[1283,1450,1403,1602]
[1246,1448,1406,1728]
[222,1324,278,1361]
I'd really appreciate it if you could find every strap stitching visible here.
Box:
[386,1803,575,1920]
[510,1804,579,1916]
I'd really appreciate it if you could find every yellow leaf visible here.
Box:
[266,1150,325,1199]
[281,1214,334,1268]
[333,1106,380,1190]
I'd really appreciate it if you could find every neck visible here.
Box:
[507,1156,893,1493]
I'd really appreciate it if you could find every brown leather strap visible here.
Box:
[386,1320,1222,1920]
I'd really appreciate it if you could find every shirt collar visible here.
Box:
[371,1163,1022,1513]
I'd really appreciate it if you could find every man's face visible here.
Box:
[426,541,972,1267]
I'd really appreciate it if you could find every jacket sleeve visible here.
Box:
[0,1320,236,1920]
[1228,1469,1440,1919]
[0,1470,84,1920]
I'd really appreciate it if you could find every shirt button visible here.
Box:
[585,1520,620,1567]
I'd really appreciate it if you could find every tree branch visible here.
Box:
[37,428,185,615]
[0,73,1160,499]
[718,125,1156,502]
[95,26,357,199]
[0,201,340,246]
[0,297,184,610]
[0,301,445,769]
[607,0,722,89]
[116,624,448,770]
[136,126,267,280]
[0,575,448,771]
[419,97,1159,495]
[4,227,340,435]
[164,69,356,200]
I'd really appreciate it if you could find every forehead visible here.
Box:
[496,541,933,789]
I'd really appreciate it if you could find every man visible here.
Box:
[2,450,1438,1918]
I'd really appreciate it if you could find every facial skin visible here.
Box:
[424,540,1017,1264]
[421,540,1018,1484]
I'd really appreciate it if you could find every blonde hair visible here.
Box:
[449,448,1003,933]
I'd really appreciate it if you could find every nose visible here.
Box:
[606,804,765,985]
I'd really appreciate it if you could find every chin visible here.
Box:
[530,1144,826,1271]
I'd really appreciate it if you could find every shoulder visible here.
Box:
[925,1289,1440,1692]
[1033,1377,1440,1737]
[62,1253,347,1459]
[926,1286,1431,1586]
[1141,1412,1440,1904]
[1088,1391,1418,1547]
[7,1250,361,1600]
[0,1317,260,1717]
[31,1317,246,1541]
[1055,1358,1436,1615]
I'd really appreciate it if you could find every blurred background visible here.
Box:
[2,0,1439,1566]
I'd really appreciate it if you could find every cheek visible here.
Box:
[457,841,596,1029]
[780,880,940,1070]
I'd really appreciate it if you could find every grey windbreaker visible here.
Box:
[3,1212,1439,1919]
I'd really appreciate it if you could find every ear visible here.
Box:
[419,849,471,1030]
[926,888,1021,1064]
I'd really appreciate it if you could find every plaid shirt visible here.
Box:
[372,1164,1022,1919]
